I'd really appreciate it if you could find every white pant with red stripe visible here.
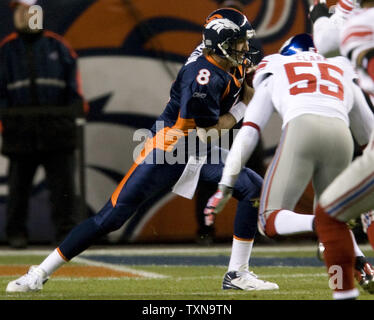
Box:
[258,114,354,233]
[319,128,374,222]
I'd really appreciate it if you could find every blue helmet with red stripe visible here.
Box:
[203,8,256,66]
[279,33,317,56]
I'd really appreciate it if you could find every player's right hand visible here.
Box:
[204,184,233,226]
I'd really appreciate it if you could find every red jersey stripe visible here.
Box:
[242,121,260,133]
[342,30,373,46]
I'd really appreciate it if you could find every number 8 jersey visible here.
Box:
[252,51,360,129]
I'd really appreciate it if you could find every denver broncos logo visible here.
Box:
[205,18,240,34]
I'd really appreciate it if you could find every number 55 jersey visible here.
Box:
[225,50,374,230]
[251,51,373,140]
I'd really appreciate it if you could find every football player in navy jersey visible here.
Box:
[6,8,279,293]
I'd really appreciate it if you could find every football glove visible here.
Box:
[309,1,329,23]
[204,184,233,226]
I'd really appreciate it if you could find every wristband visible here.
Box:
[229,101,247,123]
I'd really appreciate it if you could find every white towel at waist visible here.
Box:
[172,154,207,199]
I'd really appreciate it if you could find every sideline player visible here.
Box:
[314,0,374,300]
[5,8,278,293]
[204,33,374,290]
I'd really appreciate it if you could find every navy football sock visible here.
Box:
[233,200,258,240]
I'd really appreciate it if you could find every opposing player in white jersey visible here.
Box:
[340,1,374,94]
[206,33,373,236]
[310,0,374,292]
[204,33,374,293]
[310,0,360,57]
[314,0,374,300]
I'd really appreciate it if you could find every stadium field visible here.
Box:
[0,243,373,301]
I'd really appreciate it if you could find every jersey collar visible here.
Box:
[204,55,242,87]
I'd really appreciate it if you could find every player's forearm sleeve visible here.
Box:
[350,82,374,147]
[220,125,260,187]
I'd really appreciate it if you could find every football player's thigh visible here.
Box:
[312,121,354,200]
[261,122,314,211]
[116,151,185,205]
[200,153,262,200]
[320,141,374,222]
[199,147,226,184]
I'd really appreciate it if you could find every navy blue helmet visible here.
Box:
[203,8,256,66]
[279,33,317,56]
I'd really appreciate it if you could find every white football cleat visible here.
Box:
[6,266,48,293]
[222,270,279,291]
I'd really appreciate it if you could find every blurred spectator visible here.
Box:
[0,0,87,248]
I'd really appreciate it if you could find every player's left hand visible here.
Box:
[204,184,233,226]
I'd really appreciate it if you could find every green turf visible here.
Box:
[0,250,373,300]
[0,266,327,300]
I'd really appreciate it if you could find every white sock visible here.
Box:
[333,288,359,300]
[350,230,364,257]
[228,237,254,272]
[39,248,67,276]
[273,210,314,236]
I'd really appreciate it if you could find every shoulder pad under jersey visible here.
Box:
[327,55,358,81]
[252,54,280,89]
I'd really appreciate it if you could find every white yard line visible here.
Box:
[70,256,168,279]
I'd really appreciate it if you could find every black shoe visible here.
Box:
[355,256,374,294]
